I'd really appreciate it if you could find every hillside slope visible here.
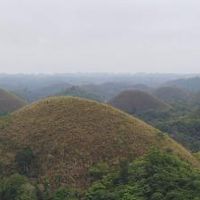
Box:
[109,90,171,115]
[0,88,26,114]
[0,97,198,188]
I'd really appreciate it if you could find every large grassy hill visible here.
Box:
[0,97,198,189]
[109,90,171,115]
[0,88,26,114]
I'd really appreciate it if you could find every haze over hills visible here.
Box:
[0,73,198,103]
[166,77,200,92]
[158,110,200,152]
[58,86,104,102]
[25,82,72,102]
[109,90,171,115]
[81,82,152,102]
[0,73,192,99]
[153,87,191,104]
[0,88,26,115]
[0,97,197,189]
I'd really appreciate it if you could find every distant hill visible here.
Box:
[0,88,26,114]
[18,82,72,102]
[109,90,171,115]
[0,97,196,189]
[58,86,104,102]
[166,77,200,92]
[153,86,191,104]
[81,83,151,101]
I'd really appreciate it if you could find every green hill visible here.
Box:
[0,88,26,115]
[0,97,198,189]
[109,90,171,115]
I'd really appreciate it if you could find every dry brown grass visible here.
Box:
[0,97,198,188]
[109,90,171,114]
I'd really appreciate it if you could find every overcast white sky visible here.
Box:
[0,0,200,74]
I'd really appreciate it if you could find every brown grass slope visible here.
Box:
[0,97,198,188]
[109,90,171,114]
[0,88,26,114]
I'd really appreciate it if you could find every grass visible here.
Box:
[109,90,171,114]
[0,96,198,189]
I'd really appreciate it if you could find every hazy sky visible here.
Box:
[0,0,200,74]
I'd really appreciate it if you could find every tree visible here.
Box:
[0,174,37,200]
[15,147,35,176]
[52,187,80,200]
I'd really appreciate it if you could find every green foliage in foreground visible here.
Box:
[0,174,37,200]
[136,103,200,152]
[86,150,200,200]
[1,150,200,200]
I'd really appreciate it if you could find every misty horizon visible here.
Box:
[0,72,200,77]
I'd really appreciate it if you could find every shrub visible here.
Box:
[52,187,80,200]
[89,162,109,181]
[0,174,37,200]
[15,147,35,176]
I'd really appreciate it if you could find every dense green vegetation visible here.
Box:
[135,102,200,153]
[0,174,37,200]
[156,114,200,152]
[86,150,200,200]
[1,150,200,200]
